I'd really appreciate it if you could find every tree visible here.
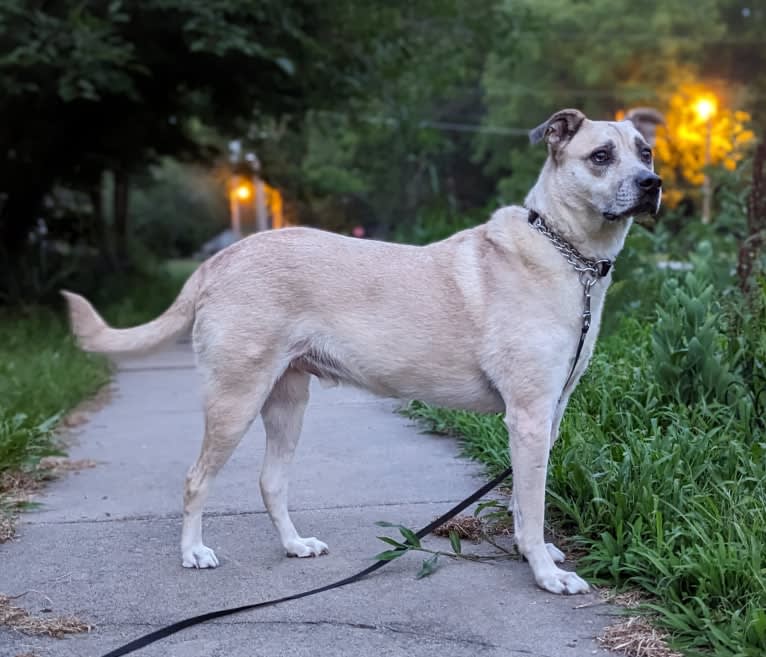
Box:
[0,0,381,272]
[739,134,766,292]
[253,1,509,235]
[650,83,755,209]
[477,0,728,200]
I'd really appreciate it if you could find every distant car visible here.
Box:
[195,229,240,259]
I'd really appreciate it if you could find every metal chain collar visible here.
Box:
[526,208,614,389]
[527,209,613,281]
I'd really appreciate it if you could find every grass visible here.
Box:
[404,283,766,656]
[0,260,196,525]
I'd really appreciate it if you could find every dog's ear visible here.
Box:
[529,109,586,150]
[625,107,665,147]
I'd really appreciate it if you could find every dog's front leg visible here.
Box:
[505,403,589,594]
[507,391,571,565]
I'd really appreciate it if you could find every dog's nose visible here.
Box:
[636,171,662,192]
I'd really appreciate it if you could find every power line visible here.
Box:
[420,120,528,136]
[315,110,533,137]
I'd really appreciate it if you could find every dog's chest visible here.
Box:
[482,269,611,393]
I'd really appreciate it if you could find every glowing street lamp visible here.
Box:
[235,184,251,201]
[694,94,717,224]
[229,178,253,237]
[694,97,717,123]
[227,149,273,237]
[234,183,252,201]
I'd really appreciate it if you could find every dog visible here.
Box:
[62,108,661,595]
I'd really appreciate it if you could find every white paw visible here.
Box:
[182,544,220,569]
[545,542,566,563]
[285,537,329,558]
[536,567,589,594]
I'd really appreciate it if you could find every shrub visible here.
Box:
[651,242,740,406]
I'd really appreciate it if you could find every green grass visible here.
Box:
[0,260,196,494]
[0,308,110,477]
[405,311,766,656]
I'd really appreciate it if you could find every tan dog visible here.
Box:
[63,108,661,595]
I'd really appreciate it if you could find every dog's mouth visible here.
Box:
[603,195,660,222]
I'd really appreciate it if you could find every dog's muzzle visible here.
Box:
[637,170,662,215]
[603,172,662,221]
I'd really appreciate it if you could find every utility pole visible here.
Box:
[694,96,717,225]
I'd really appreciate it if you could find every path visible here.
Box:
[1,342,619,657]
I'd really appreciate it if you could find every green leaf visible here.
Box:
[474,500,505,517]
[449,530,462,554]
[374,521,402,528]
[399,526,421,548]
[374,548,407,561]
[377,536,407,549]
[416,553,439,579]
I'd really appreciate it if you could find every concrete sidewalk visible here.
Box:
[1,343,619,657]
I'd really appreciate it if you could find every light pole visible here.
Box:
[694,96,717,224]
[246,152,269,233]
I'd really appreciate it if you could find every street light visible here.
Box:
[228,177,252,238]
[694,97,717,122]
[235,184,252,201]
[694,94,717,224]
[228,150,274,237]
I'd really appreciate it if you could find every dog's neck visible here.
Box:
[524,168,632,262]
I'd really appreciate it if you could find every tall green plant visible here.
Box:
[651,242,740,405]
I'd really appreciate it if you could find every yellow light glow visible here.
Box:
[235,184,251,201]
[694,96,717,122]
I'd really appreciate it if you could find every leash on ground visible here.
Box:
[99,464,514,657]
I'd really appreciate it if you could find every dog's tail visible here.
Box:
[61,266,202,355]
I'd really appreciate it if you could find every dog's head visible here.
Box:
[529,108,662,222]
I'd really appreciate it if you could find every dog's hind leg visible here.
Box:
[260,368,328,558]
[181,366,276,569]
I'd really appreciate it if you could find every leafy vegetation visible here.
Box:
[5,1,763,298]
[403,199,766,656]
[0,305,108,526]
[0,0,406,294]
[373,518,516,580]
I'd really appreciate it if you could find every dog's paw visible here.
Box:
[285,537,329,558]
[545,542,566,563]
[536,568,589,595]
[182,544,220,569]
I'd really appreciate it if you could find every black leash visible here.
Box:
[99,464,514,657]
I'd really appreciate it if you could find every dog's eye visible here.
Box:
[590,150,611,165]
[640,148,653,164]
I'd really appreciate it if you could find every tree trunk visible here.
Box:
[738,135,766,293]
[89,178,118,271]
[113,167,130,266]
[0,176,51,303]
[0,181,49,254]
